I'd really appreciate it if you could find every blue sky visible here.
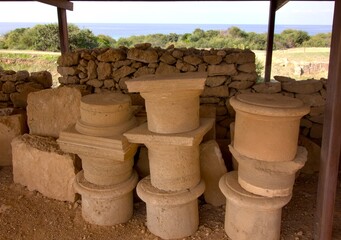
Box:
[0,1,335,25]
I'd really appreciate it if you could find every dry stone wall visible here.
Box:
[57,45,326,144]
[0,70,53,108]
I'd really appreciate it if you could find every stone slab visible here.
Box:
[200,140,227,206]
[58,125,138,161]
[11,134,79,202]
[124,118,215,146]
[27,86,82,138]
[0,111,27,166]
[125,72,207,92]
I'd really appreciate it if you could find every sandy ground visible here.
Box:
[1,166,337,240]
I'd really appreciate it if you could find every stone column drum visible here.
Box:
[58,92,138,186]
[219,171,291,240]
[124,118,214,191]
[137,176,205,240]
[229,145,307,197]
[74,171,138,226]
[230,93,310,162]
[125,72,207,134]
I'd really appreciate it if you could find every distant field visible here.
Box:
[254,47,330,80]
[0,47,330,86]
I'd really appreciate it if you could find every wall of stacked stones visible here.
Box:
[57,45,326,144]
[0,70,53,108]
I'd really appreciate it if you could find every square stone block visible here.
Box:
[12,134,80,202]
[0,110,27,166]
[27,86,82,138]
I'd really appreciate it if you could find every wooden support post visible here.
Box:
[57,7,69,53]
[264,0,276,82]
[315,1,341,239]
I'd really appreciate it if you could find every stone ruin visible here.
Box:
[0,45,327,239]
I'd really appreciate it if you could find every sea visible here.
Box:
[0,22,332,40]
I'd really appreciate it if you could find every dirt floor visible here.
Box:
[0,166,340,240]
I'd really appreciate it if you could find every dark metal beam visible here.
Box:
[57,7,70,53]
[315,0,341,239]
[264,0,276,82]
[38,0,73,10]
[276,0,289,10]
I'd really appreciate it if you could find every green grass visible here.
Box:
[0,50,60,87]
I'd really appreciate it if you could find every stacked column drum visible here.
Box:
[219,93,310,240]
[124,72,214,239]
[58,92,138,226]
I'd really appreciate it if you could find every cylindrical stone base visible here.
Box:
[230,93,310,162]
[141,90,202,134]
[137,176,205,239]
[219,171,291,240]
[74,170,138,226]
[146,143,200,191]
[80,156,134,186]
[230,145,307,197]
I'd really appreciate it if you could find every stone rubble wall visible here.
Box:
[57,44,326,144]
[0,70,53,108]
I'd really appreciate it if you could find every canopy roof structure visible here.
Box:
[0,1,340,239]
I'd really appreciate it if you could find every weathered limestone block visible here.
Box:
[127,48,158,63]
[87,60,97,79]
[231,72,258,81]
[299,135,321,174]
[219,171,291,240]
[159,52,177,65]
[2,81,16,94]
[0,74,16,82]
[201,86,229,97]
[10,90,39,108]
[309,105,325,116]
[15,70,29,81]
[113,59,132,68]
[200,140,227,206]
[134,66,156,78]
[172,49,184,59]
[130,61,143,68]
[29,71,52,88]
[27,86,82,138]
[282,79,323,94]
[237,63,256,73]
[97,62,112,80]
[205,76,227,87]
[0,111,27,166]
[59,76,80,84]
[176,60,197,72]
[57,66,80,76]
[97,48,126,62]
[228,80,254,90]
[87,79,103,88]
[203,55,222,65]
[207,63,237,76]
[155,62,180,75]
[134,42,151,49]
[12,134,79,202]
[252,81,281,93]
[0,92,10,102]
[103,79,115,89]
[112,65,136,81]
[183,55,202,65]
[295,93,325,107]
[58,52,80,66]
[274,75,296,82]
[225,51,255,64]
